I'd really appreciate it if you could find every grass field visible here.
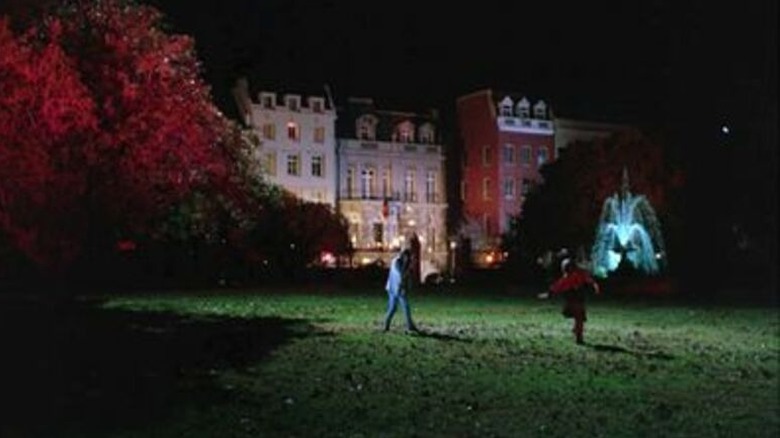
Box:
[2,286,778,437]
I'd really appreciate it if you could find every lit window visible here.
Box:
[262,123,275,140]
[426,170,437,203]
[361,168,376,199]
[314,126,325,143]
[503,178,515,199]
[395,121,415,143]
[263,152,277,176]
[347,215,359,245]
[398,129,412,143]
[346,167,355,198]
[382,168,392,198]
[286,154,300,176]
[311,155,324,177]
[482,177,491,200]
[404,169,416,202]
[287,122,300,141]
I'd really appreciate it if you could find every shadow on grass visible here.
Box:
[589,343,674,360]
[0,295,325,437]
[412,328,472,343]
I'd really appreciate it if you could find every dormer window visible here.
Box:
[498,96,514,117]
[286,95,300,111]
[418,123,435,143]
[534,100,547,119]
[260,92,276,109]
[516,98,530,118]
[359,124,371,140]
[396,121,415,143]
[309,97,324,113]
[356,115,377,140]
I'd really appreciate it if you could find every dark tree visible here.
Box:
[506,130,684,275]
[247,190,350,277]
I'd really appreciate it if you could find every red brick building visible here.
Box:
[456,89,555,266]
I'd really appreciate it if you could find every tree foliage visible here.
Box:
[0,17,97,268]
[0,1,243,272]
[507,130,684,270]
[248,190,350,275]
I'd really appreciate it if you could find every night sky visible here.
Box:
[143,0,776,134]
[0,0,775,148]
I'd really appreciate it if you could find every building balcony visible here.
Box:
[338,191,444,204]
[341,139,442,156]
[339,193,390,202]
[497,116,554,135]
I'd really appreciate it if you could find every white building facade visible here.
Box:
[233,79,338,207]
[337,98,448,277]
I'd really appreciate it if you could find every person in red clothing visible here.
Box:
[543,258,600,344]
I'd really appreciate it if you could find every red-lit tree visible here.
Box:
[0,17,97,269]
[56,0,232,233]
[0,1,247,276]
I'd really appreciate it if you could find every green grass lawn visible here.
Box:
[3,287,778,437]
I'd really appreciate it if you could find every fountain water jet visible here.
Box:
[591,168,666,278]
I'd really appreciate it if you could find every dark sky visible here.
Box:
[0,0,775,132]
[145,0,776,132]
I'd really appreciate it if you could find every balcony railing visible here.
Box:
[338,190,446,204]
[497,116,554,134]
[342,139,443,156]
[424,193,442,203]
[340,192,393,201]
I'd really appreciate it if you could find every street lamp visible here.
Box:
[449,239,458,275]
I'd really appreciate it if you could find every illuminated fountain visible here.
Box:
[591,168,666,278]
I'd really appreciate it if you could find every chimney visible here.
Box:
[231,77,253,126]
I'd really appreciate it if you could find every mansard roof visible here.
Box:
[492,90,550,109]
[239,78,335,110]
[336,97,440,141]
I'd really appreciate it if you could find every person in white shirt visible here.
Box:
[382,248,419,333]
